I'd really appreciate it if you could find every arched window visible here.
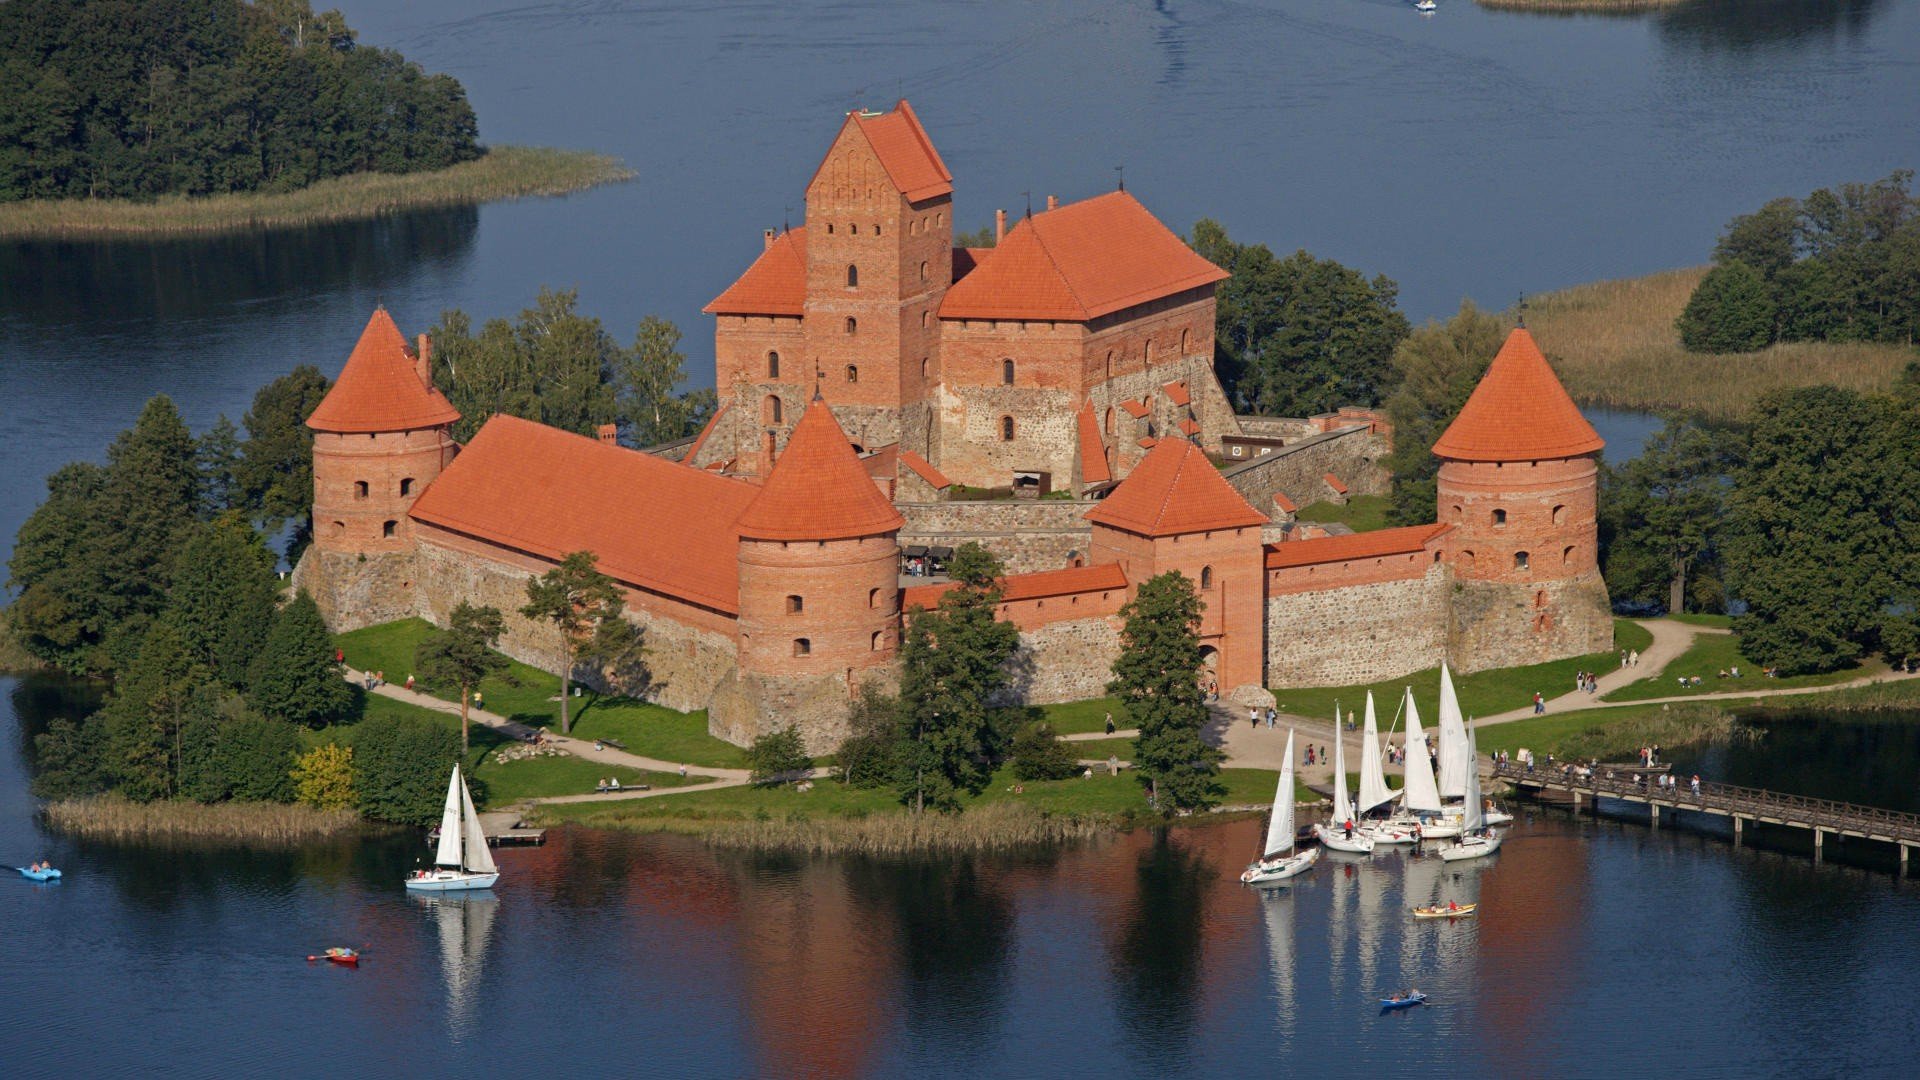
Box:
[846,365,859,383]
[1143,339,1152,365]
[786,595,804,615]
[1462,549,1476,568]
[849,223,858,235]
[768,351,781,379]
[1536,589,1549,608]
[919,260,928,282]
[921,311,929,328]
[1452,504,1463,521]
[1200,566,1214,589]
[1105,407,1116,435]
[1001,416,1015,441]
[793,638,811,657]
[1563,545,1576,565]
[1181,328,1191,354]
[354,480,369,499]
[921,357,929,380]
[871,630,884,652]
[846,264,859,288]
[873,224,882,237]
[331,520,346,535]
[826,223,834,235]
[764,395,783,425]
[382,520,398,538]
[868,587,882,609]
[1492,508,1507,526]
[1553,504,1567,525]
[1514,551,1530,571]
[1105,350,1114,378]
[399,478,414,496]
[845,317,857,335]
[1002,359,1015,385]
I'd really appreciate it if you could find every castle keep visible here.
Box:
[294,102,1611,751]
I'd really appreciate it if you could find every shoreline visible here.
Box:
[43,796,366,847]
[0,146,633,242]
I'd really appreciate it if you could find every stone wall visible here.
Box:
[710,667,893,755]
[1007,616,1123,705]
[1235,415,1317,441]
[1447,572,1614,676]
[898,499,1095,574]
[1264,565,1448,687]
[292,548,421,633]
[1222,425,1389,515]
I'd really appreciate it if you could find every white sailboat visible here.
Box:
[1436,663,1472,804]
[1358,693,1418,844]
[1242,729,1320,885]
[1440,725,1502,862]
[1395,689,1459,839]
[1313,711,1375,854]
[406,765,500,891]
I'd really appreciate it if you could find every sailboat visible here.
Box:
[1313,711,1375,854]
[1439,724,1502,862]
[1356,693,1417,844]
[1436,663,1471,806]
[1242,729,1320,885]
[406,765,500,892]
[1397,689,1459,839]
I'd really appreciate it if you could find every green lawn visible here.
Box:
[471,753,695,805]
[1272,619,1655,723]
[1669,613,1734,629]
[1067,736,1135,761]
[335,618,562,723]
[564,700,748,769]
[1296,494,1391,534]
[1604,626,1867,702]
[1038,696,1131,735]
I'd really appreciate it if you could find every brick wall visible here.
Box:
[1221,425,1389,515]
[1448,572,1614,675]
[898,500,1096,574]
[311,427,455,554]
[1437,456,1600,583]
[1265,564,1449,687]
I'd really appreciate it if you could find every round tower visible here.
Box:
[1432,327,1610,669]
[723,395,904,750]
[306,309,461,555]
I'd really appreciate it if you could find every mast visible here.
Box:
[1401,688,1444,813]
[435,766,465,867]
[1266,729,1297,858]
[1357,692,1397,813]
[1331,711,1352,824]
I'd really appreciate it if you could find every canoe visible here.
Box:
[16,866,61,882]
[1413,903,1476,919]
[323,948,359,966]
[1380,992,1428,1010]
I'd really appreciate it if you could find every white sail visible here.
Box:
[1265,730,1297,857]
[1437,662,1471,800]
[1462,724,1485,833]
[459,771,498,875]
[1331,712,1353,823]
[434,766,465,867]
[1401,688,1444,812]
[1357,692,1397,812]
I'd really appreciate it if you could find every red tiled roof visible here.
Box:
[1136,437,1158,449]
[705,227,807,316]
[1163,381,1191,407]
[898,448,950,489]
[813,101,952,203]
[1179,418,1202,437]
[938,191,1229,322]
[1273,491,1297,513]
[1077,405,1111,486]
[736,397,906,541]
[952,247,988,284]
[861,443,899,481]
[1431,328,1604,462]
[408,415,758,614]
[1323,472,1348,495]
[1087,438,1267,537]
[1264,523,1452,569]
[902,562,1128,609]
[307,309,461,434]
[1119,399,1150,419]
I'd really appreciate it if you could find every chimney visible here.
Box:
[763,228,776,251]
[994,208,1006,244]
[415,333,432,385]
[596,423,618,445]
[1046,194,1058,212]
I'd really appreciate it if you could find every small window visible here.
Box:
[871,630,883,652]
[921,311,929,328]
[850,223,858,235]
[1553,504,1567,525]
[874,224,882,237]
[1105,407,1115,435]
[1462,549,1476,568]
[1143,339,1152,365]
[1181,328,1191,354]
[846,264,859,288]
[920,260,929,282]
[786,595,803,615]
[1563,545,1576,565]
[1002,359,1015,386]
[793,638,811,657]
[768,351,780,379]
[1200,566,1214,589]
[765,395,783,425]
[1000,416,1015,441]
[399,478,414,496]
[332,520,346,535]
[354,480,369,499]
[846,365,859,384]
[382,520,398,538]
[1514,551,1530,571]
[1493,508,1507,526]
[868,587,882,609]
[826,223,834,235]
[1453,504,1463,521]
[921,357,929,380]
[1105,350,1114,378]
[845,317,857,335]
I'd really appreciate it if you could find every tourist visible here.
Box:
[1690,774,1701,796]
[1250,707,1260,729]
[335,648,344,664]
[1104,711,1115,735]
[405,673,415,691]
[472,690,483,710]
[1107,755,1119,776]
[1306,745,1315,766]
[678,763,688,778]
[1533,692,1545,715]
[1266,707,1276,729]
[1630,649,1640,667]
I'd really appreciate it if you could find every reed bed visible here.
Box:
[44,796,362,846]
[0,146,633,241]
[1521,267,1916,420]
[1551,703,1751,762]
[576,801,1114,858]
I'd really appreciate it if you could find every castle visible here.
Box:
[294,101,1611,750]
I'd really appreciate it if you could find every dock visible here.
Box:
[1494,760,1920,874]
[428,811,545,848]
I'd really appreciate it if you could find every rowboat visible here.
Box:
[312,947,360,966]
[1413,903,1476,919]
[1380,992,1428,1009]
[16,866,61,882]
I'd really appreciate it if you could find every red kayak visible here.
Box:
[309,947,360,966]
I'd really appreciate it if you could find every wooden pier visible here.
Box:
[430,811,546,848]
[1493,761,1920,874]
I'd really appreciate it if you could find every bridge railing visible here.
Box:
[1490,760,1920,842]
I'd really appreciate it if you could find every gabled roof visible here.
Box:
[1323,472,1348,495]
[307,309,461,434]
[902,562,1128,610]
[1431,328,1605,462]
[736,397,906,541]
[1162,381,1191,407]
[407,415,759,614]
[898,449,951,490]
[681,402,728,464]
[939,191,1229,322]
[1119,399,1150,419]
[704,227,808,316]
[809,101,952,203]
[1077,405,1112,486]
[1264,523,1452,570]
[1086,438,1266,537]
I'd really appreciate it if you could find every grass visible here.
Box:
[1605,627,1868,702]
[566,702,747,770]
[471,752,693,805]
[1272,619,1654,722]
[1669,613,1734,628]
[1520,267,1917,421]
[1738,677,1920,714]
[1476,702,1743,763]
[1038,696,1130,735]
[0,146,631,241]
[1067,737,1136,762]
[43,796,361,846]
[1296,494,1391,534]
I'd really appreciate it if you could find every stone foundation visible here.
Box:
[1007,616,1122,705]
[292,548,421,632]
[1447,572,1614,675]
[898,500,1096,574]
[1265,567,1448,687]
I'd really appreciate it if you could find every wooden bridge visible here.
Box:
[1492,760,1920,874]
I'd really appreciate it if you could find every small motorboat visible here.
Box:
[16,866,61,882]
[1414,0,1437,11]
[1381,991,1428,1010]
[310,947,360,966]
[1413,903,1477,919]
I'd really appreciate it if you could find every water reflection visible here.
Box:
[1111,829,1213,1067]
[846,858,1014,1053]
[1658,0,1885,53]
[415,893,499,1043]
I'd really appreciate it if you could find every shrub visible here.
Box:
[747,727,810,786]
[350,713,460,825]
[1677,260,1777,353]
[31,716,107,799]
[836,686,901,788]
[1009,721,1079,782]
[293,744,356,811]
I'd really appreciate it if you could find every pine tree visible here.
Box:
[95,395,203,670]
[415,601,508,752]
[1112,572,1223,814]
[168,515,280,690]
[248,590,355,727]
[97,618,222,802]
[895,543,1020,813]
[238,366,331,549]
[520,552,623,734]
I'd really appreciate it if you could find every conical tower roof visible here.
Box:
[736,397,905,541]
[306,309,461,434]
[1431,328,1603,462]
[1085,438,1266,537]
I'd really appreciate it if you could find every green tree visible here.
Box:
[620,316,715,446]
[836,685,901,788]
[520,552,623,735]
[414,601,508,752]
[1714,196,1802,279]
[167,515,281,689]
[292,742,355,811]
[247,590,355,727]
[7,462,110,673]
[197,414,245,514]
[428,290,622,444]
[1677,260,1777,353]
[1598,417,1733,613]
[1379,301,1506,526]
[895,543,1021,813]
[30,716,107,799]
[210,714,302,802]
[746,727,811,786]
[1112,572,1223,814]
[1009,719,1079,781]
[96,618,223,801]
[237,364,330,550]
[94,395,203,670]
[350,712,459,825]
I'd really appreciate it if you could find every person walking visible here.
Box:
[1533,692,1545,715]
[1105,711,1115,735]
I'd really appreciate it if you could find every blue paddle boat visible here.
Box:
[1380,991,1427,1010]
[17,865,62,882]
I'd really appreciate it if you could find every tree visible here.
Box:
[1677,260,1777,353]
[93,395,203,670]
[414,601,508,752]
[836,685,901,788]
[350,713,459,825]
[520,552,624,735]
[237,365,331,548]
[31,716,106,799]
[1112,572,1223,814]
[1714,196,1802,279]
[167,515,280,689]
[620,315,714,447]
[7,461,111,673]
[96,618,223,802]
[428,290,622,444]
[1009,720,1079,782]
[747,727,810,786]
[292,743,356,811]
[895,543,1021,813]
[248,591,356,727]
[1379,301,1506,526]
[197,414,244,515]
[1598,417,1733,613]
